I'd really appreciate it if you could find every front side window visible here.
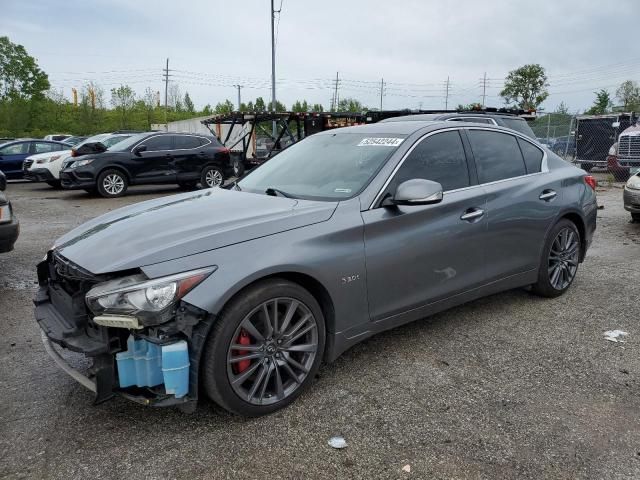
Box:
[517,138,544,173]
[238,133,406,200]
[468,130,527,183]
[0,142,28,155]
[141,135,173,152]
[392,131,470,191]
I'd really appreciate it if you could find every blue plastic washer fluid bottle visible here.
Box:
[115,336,163,388]
[161,340,190,398]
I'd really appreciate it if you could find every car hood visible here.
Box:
[27,149,72,161]
[620,124,640,137]
[53,188,338,274]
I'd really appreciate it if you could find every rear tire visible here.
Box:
[96,169,128,198]
[201,165,224,188]
[202,279,325,416]
[531,219,581,298]
[631,213,640,222]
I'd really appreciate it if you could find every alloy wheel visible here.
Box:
[226,297,318,406]
[548,227,579,290]
[205,169,223,187]
[103,174,124,195]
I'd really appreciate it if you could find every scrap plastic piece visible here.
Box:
[328,436,347,449]
[604,330,629,343]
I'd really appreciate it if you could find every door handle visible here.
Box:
[460,208,485,222]
[539,189,557,201]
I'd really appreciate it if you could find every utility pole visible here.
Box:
[234,84,243,111]
[163,58,170,130]
[379,78,385,112]
[444,76,450,110]
[481,72,487,108]
[270,0,277,137]
[331,72,339,111]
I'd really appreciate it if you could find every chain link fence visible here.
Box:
[531,112,639,182]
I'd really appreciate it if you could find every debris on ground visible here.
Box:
[597,205,605,210]
[402,464,411,473]
[604,330,629,343]
[328,436,347,449]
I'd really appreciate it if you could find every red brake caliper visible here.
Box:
[234,329,252,374]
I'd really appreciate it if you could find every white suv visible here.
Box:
[23,133,132,187]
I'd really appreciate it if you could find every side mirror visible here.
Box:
[133,145,147,156]
[612,121,620,128]
[0,172,6,191]
[383,179,443,207]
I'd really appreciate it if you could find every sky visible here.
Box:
[2,0,640,113]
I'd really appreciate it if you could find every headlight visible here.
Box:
[626,174,640,190]
[0,204,11,224]
[69,159,93,169]
[608,143,617,156]
[86,267,215,325]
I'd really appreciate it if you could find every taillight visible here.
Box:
[584,175,597,190]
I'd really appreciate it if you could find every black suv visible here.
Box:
[60,132,231,198]
[381,112,537,139]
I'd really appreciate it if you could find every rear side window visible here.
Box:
[174,136,202,149]
[34,142,58,153]
[142,135,173,151]
[393,131,470,191]
[468,130,527,183]
[517,138,544,173]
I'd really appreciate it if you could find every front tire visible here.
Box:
[531,219,581,298]
[97,169,128,198]
[201,165,224,188]
[46,180,61,188]
[631,213,640,222]
[202,279,325,416]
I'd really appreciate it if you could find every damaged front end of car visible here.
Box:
[34,250,216,411]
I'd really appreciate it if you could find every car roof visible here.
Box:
[380,112,527,123]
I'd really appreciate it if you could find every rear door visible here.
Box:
[131,135,176,183]
[362,129,488,321]
[465,128,561,281]
[173,135,207,182]
[0,142,30,178]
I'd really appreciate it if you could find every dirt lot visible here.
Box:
[1,178,639,480]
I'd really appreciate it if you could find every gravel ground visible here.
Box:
[1,177,639,480]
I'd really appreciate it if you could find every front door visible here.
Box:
[362,130,488,322]
[0,142,30,178]
[132,135,176,183]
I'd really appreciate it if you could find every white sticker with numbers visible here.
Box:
[357,137,404,147]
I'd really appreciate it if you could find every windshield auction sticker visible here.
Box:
[357,137,404,147]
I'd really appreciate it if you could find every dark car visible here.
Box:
[550,135,576,157]
[381,112,537,139]
[0,171,19,253]
[59,132,232,198]
[36,121,597,415]
[0,139,72,179]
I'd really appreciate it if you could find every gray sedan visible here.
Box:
[35,121,597,416]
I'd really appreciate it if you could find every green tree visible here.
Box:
[245,101,255,111]
[456,103,482,111]
[268,100,287,112]
[585,89,612,115]
[202,104,212,115]
[291,100,309,112]
[184,91,195,114]
[555,101,569,115]
[0,36,50,99]
[500,64,549,110]
[337,97,365,112]
[615,80,640,111]
[254,97,266,111]
[110,85,136,128]
[311,103,324,112]
[214,99,234,115]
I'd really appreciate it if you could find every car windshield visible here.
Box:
[107,133,149,151]
[75,134,110,149]
[238,132,406,201]
[102,135,131,148]
[499,117,536,139]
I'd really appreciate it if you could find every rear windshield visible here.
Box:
[498,117,536,139]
